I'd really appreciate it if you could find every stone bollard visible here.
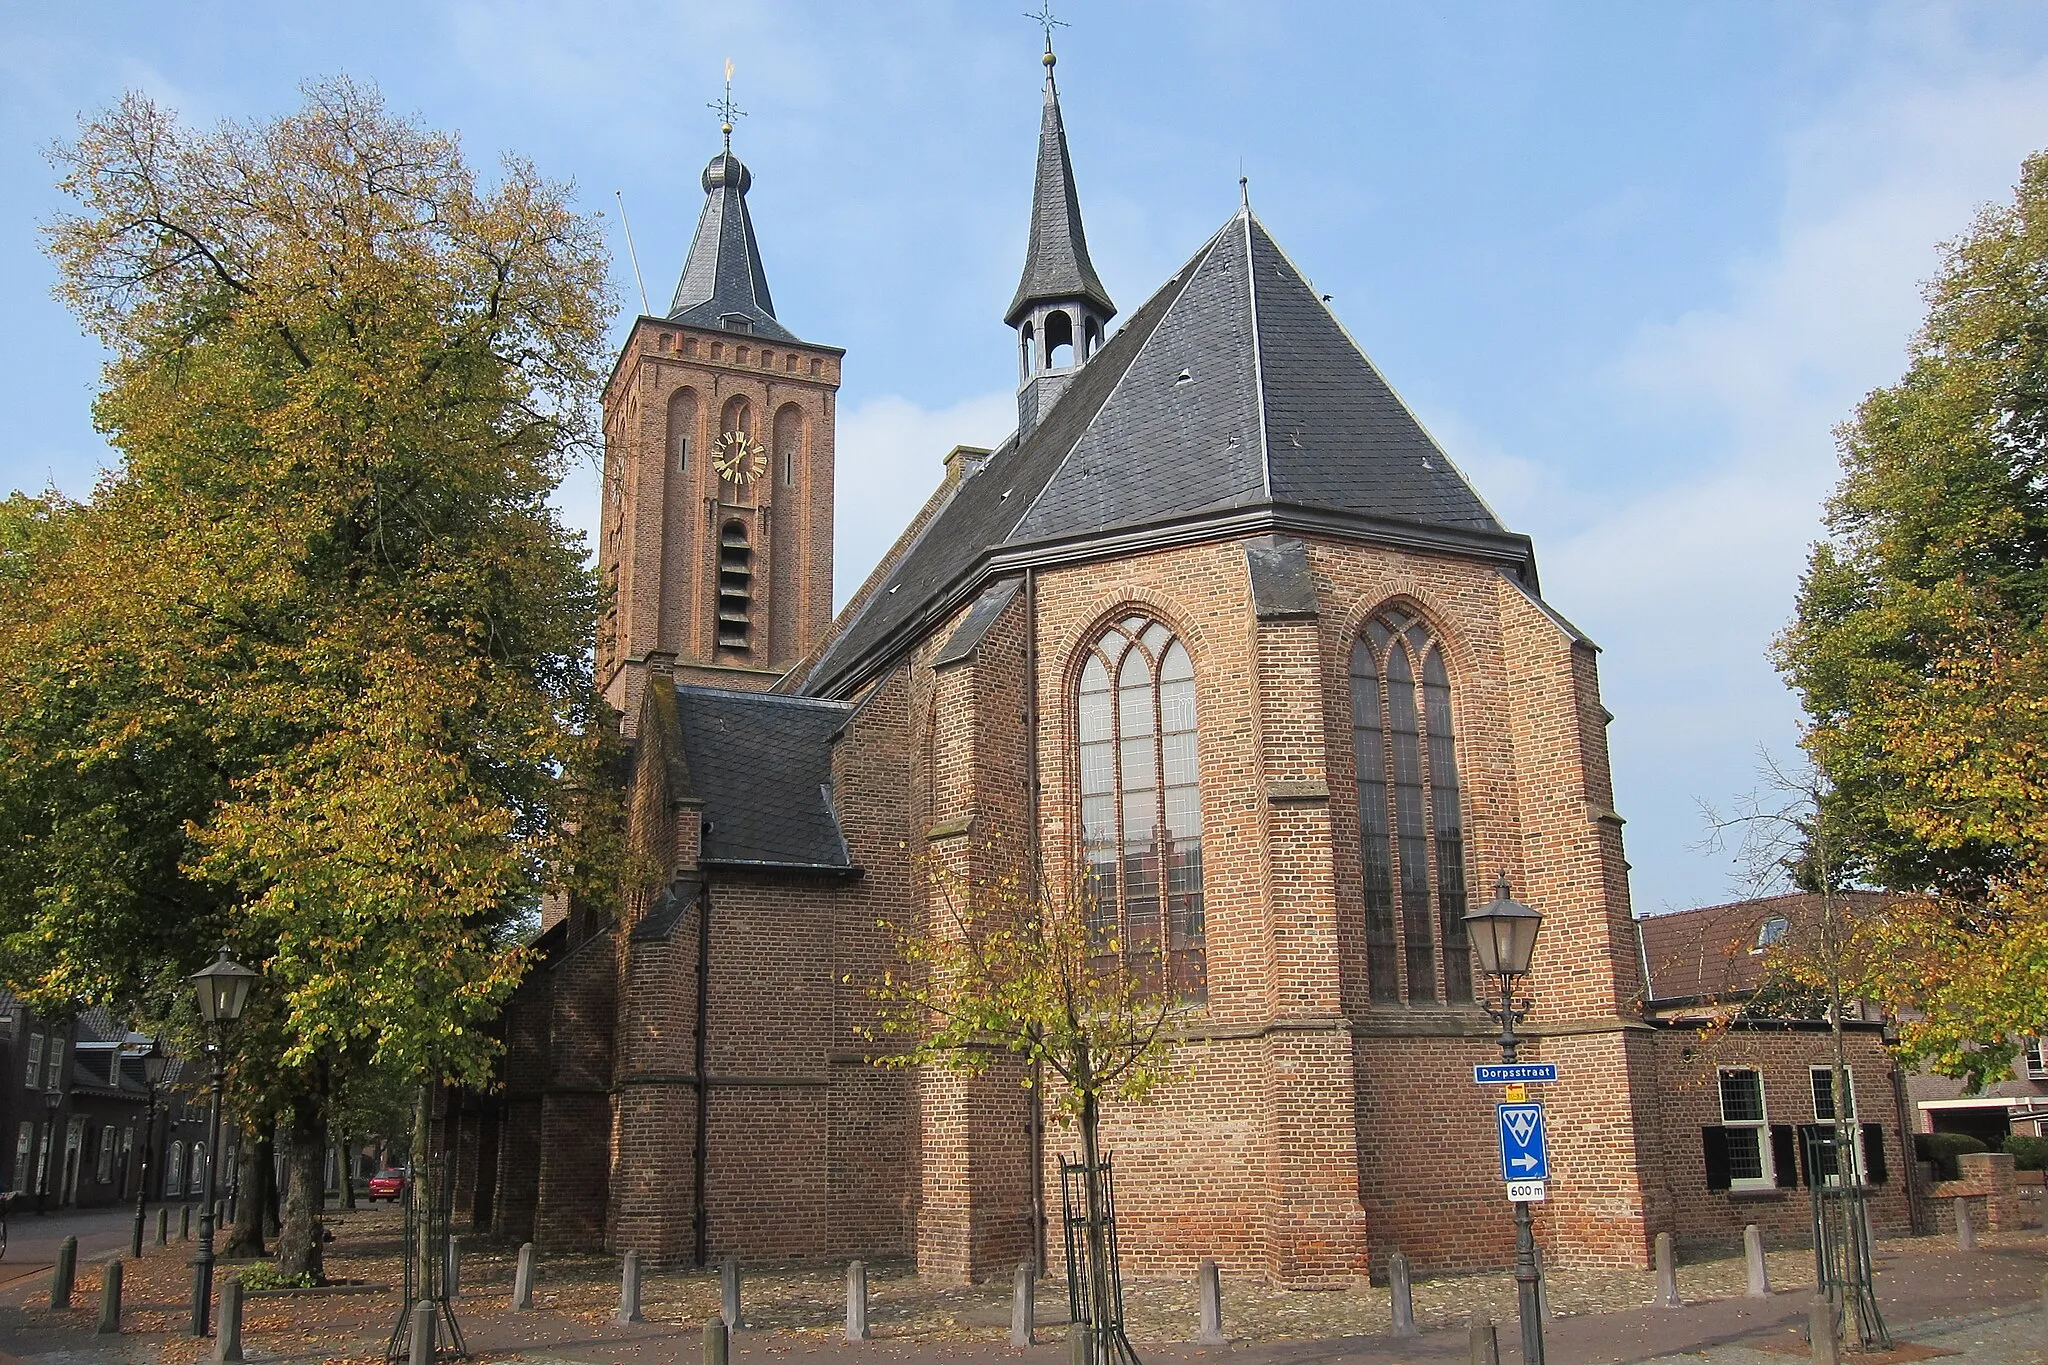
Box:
[445,1234,461,1299]
[1654,1231,1681,1307]
[1011,1259,1036,1347]
[1069,1321,1095,1365]
[214,1275,245,1364]
[512,1241,537,1311]
[408,1299,436,1365]
[721,1255,743,1329]
[704,1316,730,1365]
[51,1234,77,1310]
[1196,1257,1226,1346]
[181,1203,192,1240]
[617,1249,645,1325]
[97,1258,123,1335]
[1389,1250,1418,1338]
[1745,1224,1772,1298]
[1809,1291,1839,1365]
[1957,1196,1978,1251]
[1469,1314,1500,1365]
[846,1259,870,1342]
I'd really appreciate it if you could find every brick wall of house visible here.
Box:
[1645,1027,1912,1254]
[534,930,616,1251]
[491,963,552,1242]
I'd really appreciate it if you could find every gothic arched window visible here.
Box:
[1078,615,1206,999]
[1350,608,1472,1005]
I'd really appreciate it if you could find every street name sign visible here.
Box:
[1474,1063,1557,1085]
[1497,1102,1549,1183]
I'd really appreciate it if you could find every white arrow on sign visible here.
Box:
[1510,1154,1539,1172]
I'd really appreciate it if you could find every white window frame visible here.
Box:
[2023,1039,2048,1080]
[13,1121,31,1190]
[1718,1067,1776,1191]
[1811,1065,1857,1122]
[25,1033,42,1088]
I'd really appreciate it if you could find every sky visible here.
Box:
[4,2,2046,919]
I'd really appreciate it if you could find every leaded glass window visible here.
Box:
[1350,609,1472,1004]
[1078,616,1206,999]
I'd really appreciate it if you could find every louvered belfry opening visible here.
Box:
[717,519,753,652]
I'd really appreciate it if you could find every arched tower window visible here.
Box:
[667,388,698,472]
[1078,615,1206,999]
[1350,608,1471,1005]
[1045,309,1075,369]
[774,403,805,489]
[717,520,752,652]
[1083,316,1102,361]
[1021,321,1038,380]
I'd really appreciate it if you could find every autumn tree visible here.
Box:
[1778,149,2048,1080]
[867,850,1188,1365]
[1,79,614,1278]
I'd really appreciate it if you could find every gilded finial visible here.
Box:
[1025,1,1066,68]
[709,57,745,154]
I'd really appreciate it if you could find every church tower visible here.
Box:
[598,133,843,725]
[1008,44,1115,433]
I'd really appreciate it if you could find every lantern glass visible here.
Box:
[142,1039,171,1086]
[190,947,259,1025]
[1464,876,1543,978]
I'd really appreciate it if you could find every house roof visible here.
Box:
[672,686,854,871]
[801,207,1527,698]
[1637,891,1895,1003]
[1007,58,1115,327]
[667,150,798,342]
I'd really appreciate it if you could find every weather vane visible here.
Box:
[1025,1,1066,60]
[709,57,746,153]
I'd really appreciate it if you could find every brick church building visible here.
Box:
[462,49,1913,1284]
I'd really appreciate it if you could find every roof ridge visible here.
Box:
[1009,222,1235,537]
[1245,211,1508,534]
[1243,205,1273,502]
[678,682,852,710]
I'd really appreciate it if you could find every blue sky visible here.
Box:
[5,2,2046,918]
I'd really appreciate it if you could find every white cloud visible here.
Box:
[833,389,1015,608]
[1525,43,2048,915]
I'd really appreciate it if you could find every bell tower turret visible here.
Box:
[1008,43,1115,434]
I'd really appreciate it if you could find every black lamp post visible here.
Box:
[1465,875,1546,1365]
[131,1038,170,1258]
[188,946,258,1338]
[37,1085,60,1215]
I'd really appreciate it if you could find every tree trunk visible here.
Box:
[339,1133,357,1211]
[410,1082,435,1300]
[1077,1060,1113,1365]
[276,1091,327,1282]
[222,1129,268,1258]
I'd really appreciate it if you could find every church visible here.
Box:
[456,46,1915,1285]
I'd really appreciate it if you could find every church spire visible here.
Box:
[667,64,797,341]
[1006,44,1116,329]
[1008,32,1115,432]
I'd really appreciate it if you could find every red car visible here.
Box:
[366,1169,406,1202]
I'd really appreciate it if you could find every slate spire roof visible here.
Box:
[667,149,798,342]
[802,204,1528,698]
[1005,52,1116,328]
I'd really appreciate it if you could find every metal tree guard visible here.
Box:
[1804,1125,1890,1352]
[1061,1154,1140,1365]
[385,1106,466,1361]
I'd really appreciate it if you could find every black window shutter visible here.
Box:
[1771,1125,1799,1188]
[1862,1123,1888,1184]
[1702,1126,1733,1191]
[1796,1124,1819,1187]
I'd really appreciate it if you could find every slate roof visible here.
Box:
[1007,62,1115,327]
[667,150,798,342]
[672,686,853,871]
[802,207,1528,698]
[1637,891,1895,1003]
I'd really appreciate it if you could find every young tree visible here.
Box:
[3,78,614,1278]
[866,850,1189,1365]
[1778,148,2048,1081]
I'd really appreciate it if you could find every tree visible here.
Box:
[1779,149,2048,1079]
[3,78,614,1279]
[865,848,1188,1365]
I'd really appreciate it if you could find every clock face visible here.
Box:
[714,428,768,484]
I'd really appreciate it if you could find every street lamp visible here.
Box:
[188,947,258,1338]
[131,1038,170,1258]
[1465,874,1546,1365]
[37,1085,60,1216]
